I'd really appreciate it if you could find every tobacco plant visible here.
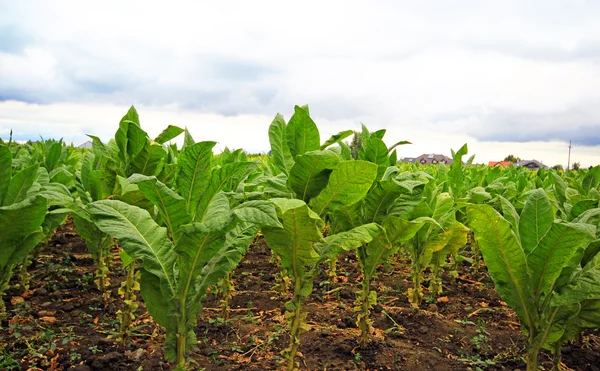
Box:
[89,135,282,369]
[467,189,599,371]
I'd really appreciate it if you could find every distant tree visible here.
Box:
[349,131,362,160]
[552,164,564,171]
[572,162,581,171]
[503,154,522,163]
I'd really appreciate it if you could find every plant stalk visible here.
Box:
[286,280,304,371]
[359,279,372,345]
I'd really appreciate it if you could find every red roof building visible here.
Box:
[488,161,512,167]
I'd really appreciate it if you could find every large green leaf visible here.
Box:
[362,179,405,223]
[361,137,388,165]
[268,113,294,175]
[519,189,554,255]
[286,105,320,158]
[0,196,47,266]
[88,200,177,301]
[231,200,282,229]
[176,141,216,215]
[128,174,192,238]
[553,252,600,306]
[528,222,595,302]
[195,162,256,221]
[262,199,323,281]
[130,144,167,176]
[310,160,378,215]
[467,204,537,328]
[3,163,39,206]
[288,150,340,202]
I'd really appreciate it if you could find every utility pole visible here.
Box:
[567,140,573,171]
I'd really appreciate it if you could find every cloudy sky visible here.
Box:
[1,0,599,167]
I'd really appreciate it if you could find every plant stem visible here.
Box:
[525,345,540,371]
[358,279,372,345]
[286,280,304,371]
[429,253,442,297]
[176,302,187,369]
[117,262,138,346]
[220,273,233,320]
[0,264,15,324]
[409,266,423,308]
[552,342,562,371]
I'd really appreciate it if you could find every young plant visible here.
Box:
[0,145,72,322]
[89,139,282,370]
[467,189,598,371]
[262,198,383,371]
[403,192,467,307]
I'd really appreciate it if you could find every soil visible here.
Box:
[1,220,599,371]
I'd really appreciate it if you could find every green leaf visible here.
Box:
[154,125,184,144]
[320,130,353,150]
[268,113,294,175]
[387,140,411,153]
[88,200,177,301]
[288,150,340,202]
[0,145,12,205]
[362,179,405,223]
[0,196,47,266]
[44,142,62,172]
[176,141,216,215]
[315,222,385,259]
[3,163,39,206]
[310,160,378,215]
[448,143,468,198]
[120,250,134,267]
[361,137,389,165]
[130,144,167,176]
[195,162,256,221]
[128,174,192,238]
[498,195,520,238]
[519,189,554,256]
[528,221,595,302]
[553,252,600,306]
[262,200,323,281]
[115,107,148,168]
[231,200,283,228]
[467,204,537,328]
[286,105,320,158]
[568,200,599,221]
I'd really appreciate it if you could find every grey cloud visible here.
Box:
[433,106,600,146]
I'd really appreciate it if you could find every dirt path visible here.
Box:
[1,221,598,370]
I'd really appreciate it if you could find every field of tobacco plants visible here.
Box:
[1,105,599,371]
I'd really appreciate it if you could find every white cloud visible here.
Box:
[0,0,599,166]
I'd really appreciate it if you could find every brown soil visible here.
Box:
[1,220,599,371]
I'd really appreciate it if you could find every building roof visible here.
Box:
[414,153,453,165]
[515,159,549,170]
[488,161,512,167]
[78,141,93,149]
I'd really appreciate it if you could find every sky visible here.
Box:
[1,0,599,167]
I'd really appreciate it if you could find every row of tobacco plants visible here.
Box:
[1,105,600,370]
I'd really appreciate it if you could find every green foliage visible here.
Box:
[467,189,599,371]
